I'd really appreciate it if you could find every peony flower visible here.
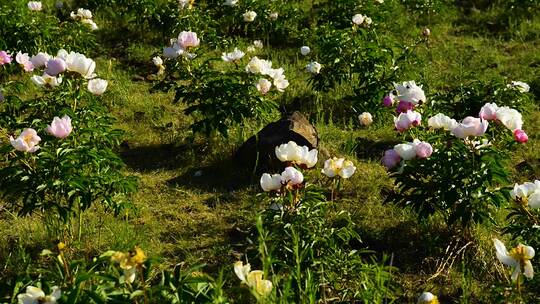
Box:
[495,107,522,131]
[513,129,528,143]
[16,52,34,72]
[224,0,238,6]
[81,18,98,30]
[428,113,457,130]
[306,61,321,74]
[364,17,372,26]
[352,14,365,25]
[493,238,534,281]
[422,28,431,37]
[234,261,273,297]
[414,140,433,158]
[221,48,245,62]
[30,52,50,68]
[256,78,272,95]
[394,143,416,160]
[243,11,257,22]
[17,286,61,304]
[0,51,12,65]
[46,115,72,139]
[479,103,498,120]
[508,81,530,93]
[394,81,426,105]
[31,73,62,87]
[163,40,184,59]
[300,46,310,56]
[382,94,394,107]
[44,58,67,76]
[269,12,278,21]
[245,57,272,75]
[253,40,263,49]
[10,128,41,152]
[451,116,488,138]
[275,141,317,168]
[178,0,190,9]
[510,181,540,208]
[260,173,283,192]
[111,247,146,284]
[87,78,108,95]
[394,110,421,132]
[152,56,163,67]
[65,52,96,78]
[178,31,200,49]
[358,112,373,126]
[281,166,304,186]
[417,292,438,304]
[27,1,42,11]
[382,149,401,169]
[396,100,415,113]
[321,157,356,178]
[273,75,289,92]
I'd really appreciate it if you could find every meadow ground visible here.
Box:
[1,0,540,303]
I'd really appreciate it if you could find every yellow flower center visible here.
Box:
[509,245,530,263]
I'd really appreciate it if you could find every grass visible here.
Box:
[1,0,540,302]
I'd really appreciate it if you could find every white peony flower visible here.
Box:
[479,103,499,120]
[245,56,272,75]
[273,75,289,92]
[256,78,272,95]
[224,0,238,6]
[275,141,317,168]
[300,46,310,56]
[281,166,304,186]
[260,173,283,192]
[393,143,416,161]
[87,78,108,95]
[417,292,438,304]
[494,238,535,281]
[10,128,41,153]
[253,40,263,49]
[243,11,257,22]
[352,14,365,25]
[306,61,321,74]
[27,1,42,11]
[321,157,356,179]
[428,113,457,130]
[358,112,373,126]
[508,81,530,93]
[495,106,523,131]
[65,51,96,79]
[31,73,62,87]
[221,48,245,62]
[394,81,426,105]
[17,286,61,304]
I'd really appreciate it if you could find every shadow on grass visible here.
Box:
[354,137,401,160]
[166,159,255,192]
[121,143,204,172]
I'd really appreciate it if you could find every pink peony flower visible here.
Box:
[479,103,498,120]
[178,31,200,49]
[396,100,415,113]
[46,115,72,139]
[451,116,489,138]
[394,110,422,132]
[382,149,401,169]
[382,95,394,107]
[44,58,67,76]
[414,141,433,158]
[0,51,12,65]
[514,129,528,143]
[10,128,41,152]
[16,52,34,72]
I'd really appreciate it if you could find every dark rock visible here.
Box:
[235,112,318,173]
